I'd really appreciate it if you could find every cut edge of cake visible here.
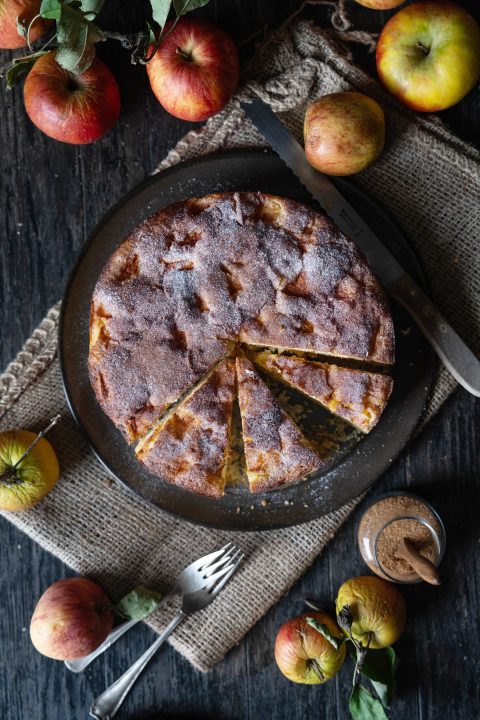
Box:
[235,353,322,494]
[253,351,393,434]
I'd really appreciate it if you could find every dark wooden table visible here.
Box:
[1,2,479,719]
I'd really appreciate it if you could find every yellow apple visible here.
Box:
[274,611,346,684]
[304,92,385,176]
[377,1,480,112]
[354,0,405,7]
[336,575,406,649]
[0,429,59,511]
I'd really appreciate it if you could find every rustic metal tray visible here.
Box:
[59,151,434,530]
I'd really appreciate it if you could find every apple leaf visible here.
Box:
[40,0,63,20]
[173,0,211,16]
[56,4,105,74]
[349,684,390,720]
[150,0,173,31]
[16,17,28,39]
[5,51,48,88]
[305,617,345,650]
[114,585,163,621]
[79,0,106,19]
[361,647,397,708]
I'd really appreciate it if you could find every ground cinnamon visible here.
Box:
[357,493,445,583]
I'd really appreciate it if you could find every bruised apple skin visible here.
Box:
[30,578,114,660]
[274,612,346,684]
[304,92,385,176]
[0,429,59,511]
[147,17,239,122]
[376,1,480,112]
[23,52,121,144]
[0,0,52,49]
[336,575,406,649]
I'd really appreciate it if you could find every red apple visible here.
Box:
[377,1,480,112]
[304,91,385,176]
[23,51,121,144]
[30,577,113,660]
[274,612,346,684]
[0,0,52,49]
[353,0,405,8]
[146,18,239,122]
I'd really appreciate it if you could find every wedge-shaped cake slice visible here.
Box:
[254,352,393,433]
[236,355,321,493]
[136,358,236,498]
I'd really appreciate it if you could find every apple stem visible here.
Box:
[416,40,430,56]
[176,46,192,62]
[0,414,62,485]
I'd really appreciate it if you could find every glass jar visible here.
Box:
[357,491,446,584]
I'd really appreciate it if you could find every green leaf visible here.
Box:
[361,647,397,708]
[150,0,172,30]
[16,17,28,38]
[5,51,48,88]
[40,0,62,20]
[173,0,210,16]
[80,0,106,19]
[305,617,345,650]
[349,684,389,720]
[114,585,163,621]
[56,4,105,74]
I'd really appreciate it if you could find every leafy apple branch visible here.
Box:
[306,602,396,720]
[3,0,212,88]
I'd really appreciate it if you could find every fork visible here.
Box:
[65,542,239,673]
[89,547,244,720]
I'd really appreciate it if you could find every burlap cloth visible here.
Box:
[1,19,479,672]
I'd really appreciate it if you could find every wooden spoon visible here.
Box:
[396,537,441,586]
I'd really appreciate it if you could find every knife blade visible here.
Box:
[241,99,480,398]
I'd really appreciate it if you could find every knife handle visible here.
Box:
[389,274,480,397]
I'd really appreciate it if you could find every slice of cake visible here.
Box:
[236,355,321,493]
[254,352,393,433]
[136,358,236,498]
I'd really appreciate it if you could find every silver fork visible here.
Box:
[65,542,239,673]
[89,547,244,720]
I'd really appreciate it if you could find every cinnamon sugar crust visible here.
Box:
[89,191,394,443]
[254,352,393,433]
[236,355,322,493]
[136,359,236,498]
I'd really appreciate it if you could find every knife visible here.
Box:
[241,99,480,398]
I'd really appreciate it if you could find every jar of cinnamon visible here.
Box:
[357,491,446,584]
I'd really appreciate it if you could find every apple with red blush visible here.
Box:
[23,51,121,144]
[0,0,51,49]
[30,577,113,660]
[377,1,480,112]
[147,17,239,122]
[274,611,346,684]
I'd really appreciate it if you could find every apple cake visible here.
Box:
[89,191,395,496]
[253,352,393,433]
[236,355,322,492]
[136,358,236,498]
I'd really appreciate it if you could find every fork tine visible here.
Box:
[202,545,239,577]
[204,549,244,591]
[209,552,244,596]
[188,542,234,572]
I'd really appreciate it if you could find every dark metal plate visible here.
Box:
[59,151,435,531]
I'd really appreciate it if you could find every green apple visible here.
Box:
[336,575,406,649]
[0,429,59,511]
[377,1,480,112]
[304,92,385,176]
[274,611,346,684]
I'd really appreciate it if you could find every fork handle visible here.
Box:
[89,610,186,720]
[65,619,139,673]
[65,588,177,673]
